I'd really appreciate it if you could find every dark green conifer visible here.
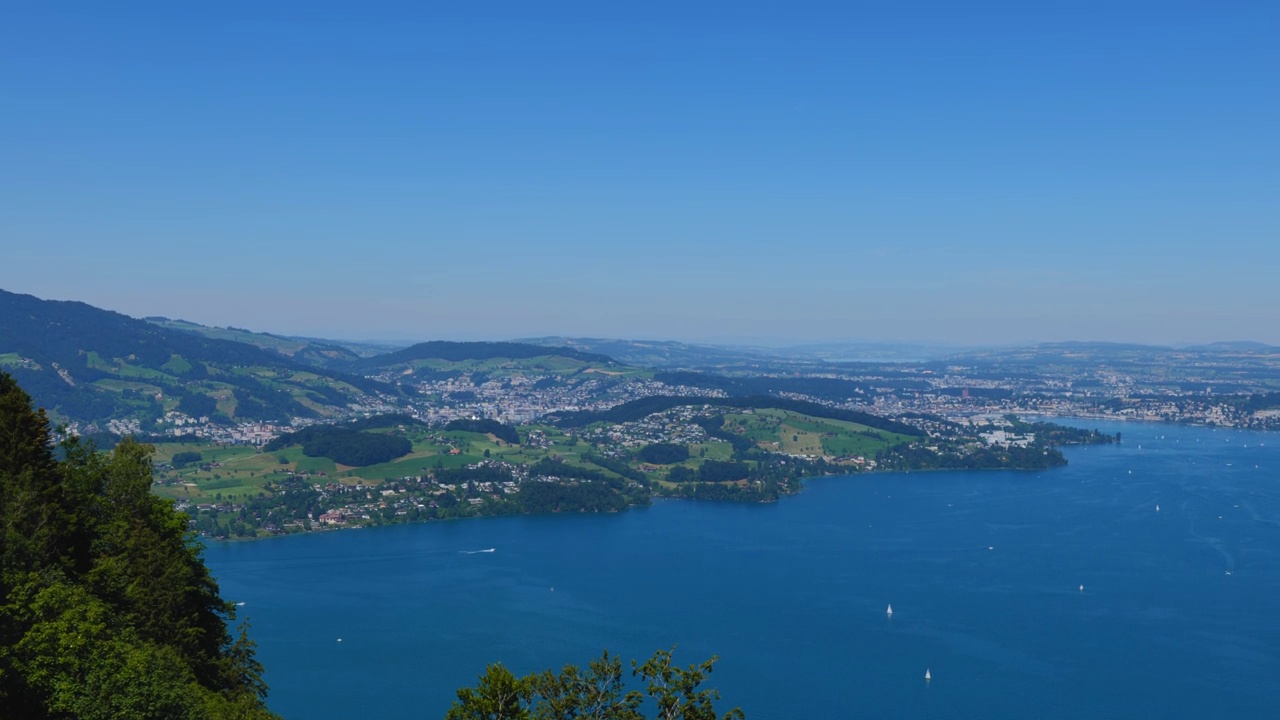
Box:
[0,372,278,718]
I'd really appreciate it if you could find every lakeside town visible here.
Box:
[83,360,1280,451]
[165,407,1086,540]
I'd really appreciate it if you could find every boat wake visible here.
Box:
[461,548,496,554]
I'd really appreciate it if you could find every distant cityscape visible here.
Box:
[82,357,1280,448]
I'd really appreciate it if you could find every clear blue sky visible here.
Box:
[3,1,1277,345]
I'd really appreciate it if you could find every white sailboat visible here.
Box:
[924,668,931,681]
[1156,504,1160,512]
[886,604,893,617]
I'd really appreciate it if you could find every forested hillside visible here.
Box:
[351,340,619,372]
[146,317,366,369]
[0,372,278,718]
[553,394,925,437]
[264,424,413,466]
[0,289,393,425]
[652,370,925,400]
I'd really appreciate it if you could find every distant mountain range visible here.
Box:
[1181,341,1280,353]
[520,336,1280,369]
[946,340,1280,365]
[516,336,962,367]
[518,336,781,368]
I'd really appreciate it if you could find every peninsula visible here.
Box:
[148,400,1114,540]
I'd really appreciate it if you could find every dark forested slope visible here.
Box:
[0,289,391,424]
[351,340,618,372]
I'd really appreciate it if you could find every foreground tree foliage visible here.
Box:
[0,372,278,719]
[446,648,744,720]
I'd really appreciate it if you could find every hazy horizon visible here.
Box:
[4,2,1276,345]
[5,285,1275,352]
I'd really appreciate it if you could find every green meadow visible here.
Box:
[149,403,908,504]
[724,409,911,458]
[149,422,611,501]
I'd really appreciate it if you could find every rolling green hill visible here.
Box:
[151,397,1086,540]
[518,336,780,368]
[145,317,366,369]
[552,394,925,437]
[352,340,620,372]
[348,340,639,385]
[0,289,395,425]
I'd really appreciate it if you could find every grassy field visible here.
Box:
[686,441,734,462]
[84,351,175,382]
[152,443,278,502]
[161,355,192,374]
[147,404,904,504]
[724,409,912,458]
[148,421,611,502]
[92,378,165,394]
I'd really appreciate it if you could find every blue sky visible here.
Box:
[2,1,1277,345]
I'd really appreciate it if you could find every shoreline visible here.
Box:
[193,457,1089,544]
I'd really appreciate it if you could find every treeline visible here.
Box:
[0,371,278,717]
[300,429,409,467]
[675,481,776,502]
[516,481,632,513]
[444,418,520,444]
[519,457,648,512]
[655,370,880,401]
[1002,416,1119,445]
[556,395,923,437]
[265,425,411,466]
[583,454,650,484]
[3,365,124,422]
[172,450,203,467]
[446,648,742,720]
[875,442,1068,471]
[660,458,816,503]
[436,465,515,486]
[638,442,689,464]
[178,390,219,418]
[691,415,757,454]
[264,414,422,450]
[351,340,618,372]
[666,459,750,483]
[1233,392,1280,413]
[526,456,648,490]
[693,459,750,482]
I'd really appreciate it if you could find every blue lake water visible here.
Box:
[205,421,1280,719]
